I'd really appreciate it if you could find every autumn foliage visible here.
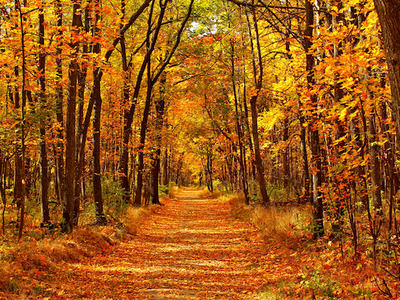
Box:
[1,0,400,297]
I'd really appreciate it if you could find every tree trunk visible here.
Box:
[13,66,23,209]
[299,112,311,203]
[38,3,50,224]
[119,0,132,204]
[207,151,213,192]
[134,85,153,206]
[16,1,27,241]
[305,0,324,237]
[92,0,106,225]
[373,0,400,148]
[151,70,166,205]
[282,116,290,189]
[74,2,90,224]
[247,6,270,205]
[55,0,65,207]
[62,0,81,233]
[231,41,250,204]
[369,115,383,210]
[162,147,169,186]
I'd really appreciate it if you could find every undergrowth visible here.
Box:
[0,202,156,298]
[225,192,400,299]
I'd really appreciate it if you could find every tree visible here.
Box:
[373,0,400,147]
[304,0,323,237]
[62,0,82,233]
[133,0,194,206]
[38,0,50,225]
[246,5,270,206]
[92,0,106,225]
[15,0,27,241]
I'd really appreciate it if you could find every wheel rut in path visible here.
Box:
[54,189,295,299]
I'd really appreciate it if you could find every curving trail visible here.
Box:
[53,189,295,299]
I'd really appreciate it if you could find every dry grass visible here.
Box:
[0,204,154,296]
[227,193,311,247]
[168,186,181,199]
[197,188,223,199]
[252,204,308,238]
[122,206,152,235]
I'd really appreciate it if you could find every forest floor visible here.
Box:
[1,188,398,299]
[49,189,296,299]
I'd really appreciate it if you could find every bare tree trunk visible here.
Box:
[62,0,81,233]
[16,1,27,241]
[247,6,270,205]
[373,0,400,147]
[74,2,90,224]
[134,83,153,206]
[369,115,383,210]
[92,0,106,224]
[282,116,290,189]
[13,66,23,210]
[54,0,65,207]
[151,70,166,205]
[162,148,169,186]
[119,0,132,203]
[38,2,50,224]
[305,0,324,237]
[231,41,250,204]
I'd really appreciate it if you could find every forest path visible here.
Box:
[53,189,295,299]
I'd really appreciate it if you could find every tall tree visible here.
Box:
[54,0,65,208]
[62,0,82,232]
[373,0,400,147]
[15,0,27,240]
[134,0,194,206]
[92,0,106,224]
[38,0,50,224]
[304,0,324,237]
[246,5,270,205]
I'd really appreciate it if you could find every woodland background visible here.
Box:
[1,0,400,297]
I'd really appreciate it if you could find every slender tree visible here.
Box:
[134,0,194,205]
[62,0,82,232]
[92,0,106,224]
[38,0,50,225]
[304,0,324,237]
[246,5,270,205]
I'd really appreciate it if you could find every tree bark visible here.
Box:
[92,0,106,225]
[134,81,153,206]
[38,3,50,224]
[74,2,90,224]
[54,0,65,207]
[119,0,131,203]
[151,70,166,205]
[231,41,250,204]
[304,0,324,237]
[16,1,27,241]
[62,0,81,233]
[162,147,169,186]
[247,6,270,205]
[369,115,383,210]
[13,65,23,209]
[373,0,400,148]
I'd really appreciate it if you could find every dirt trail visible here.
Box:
[51,189,295,299]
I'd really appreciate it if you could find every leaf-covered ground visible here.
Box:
[3,189,396,299]
[36,189,298,299]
